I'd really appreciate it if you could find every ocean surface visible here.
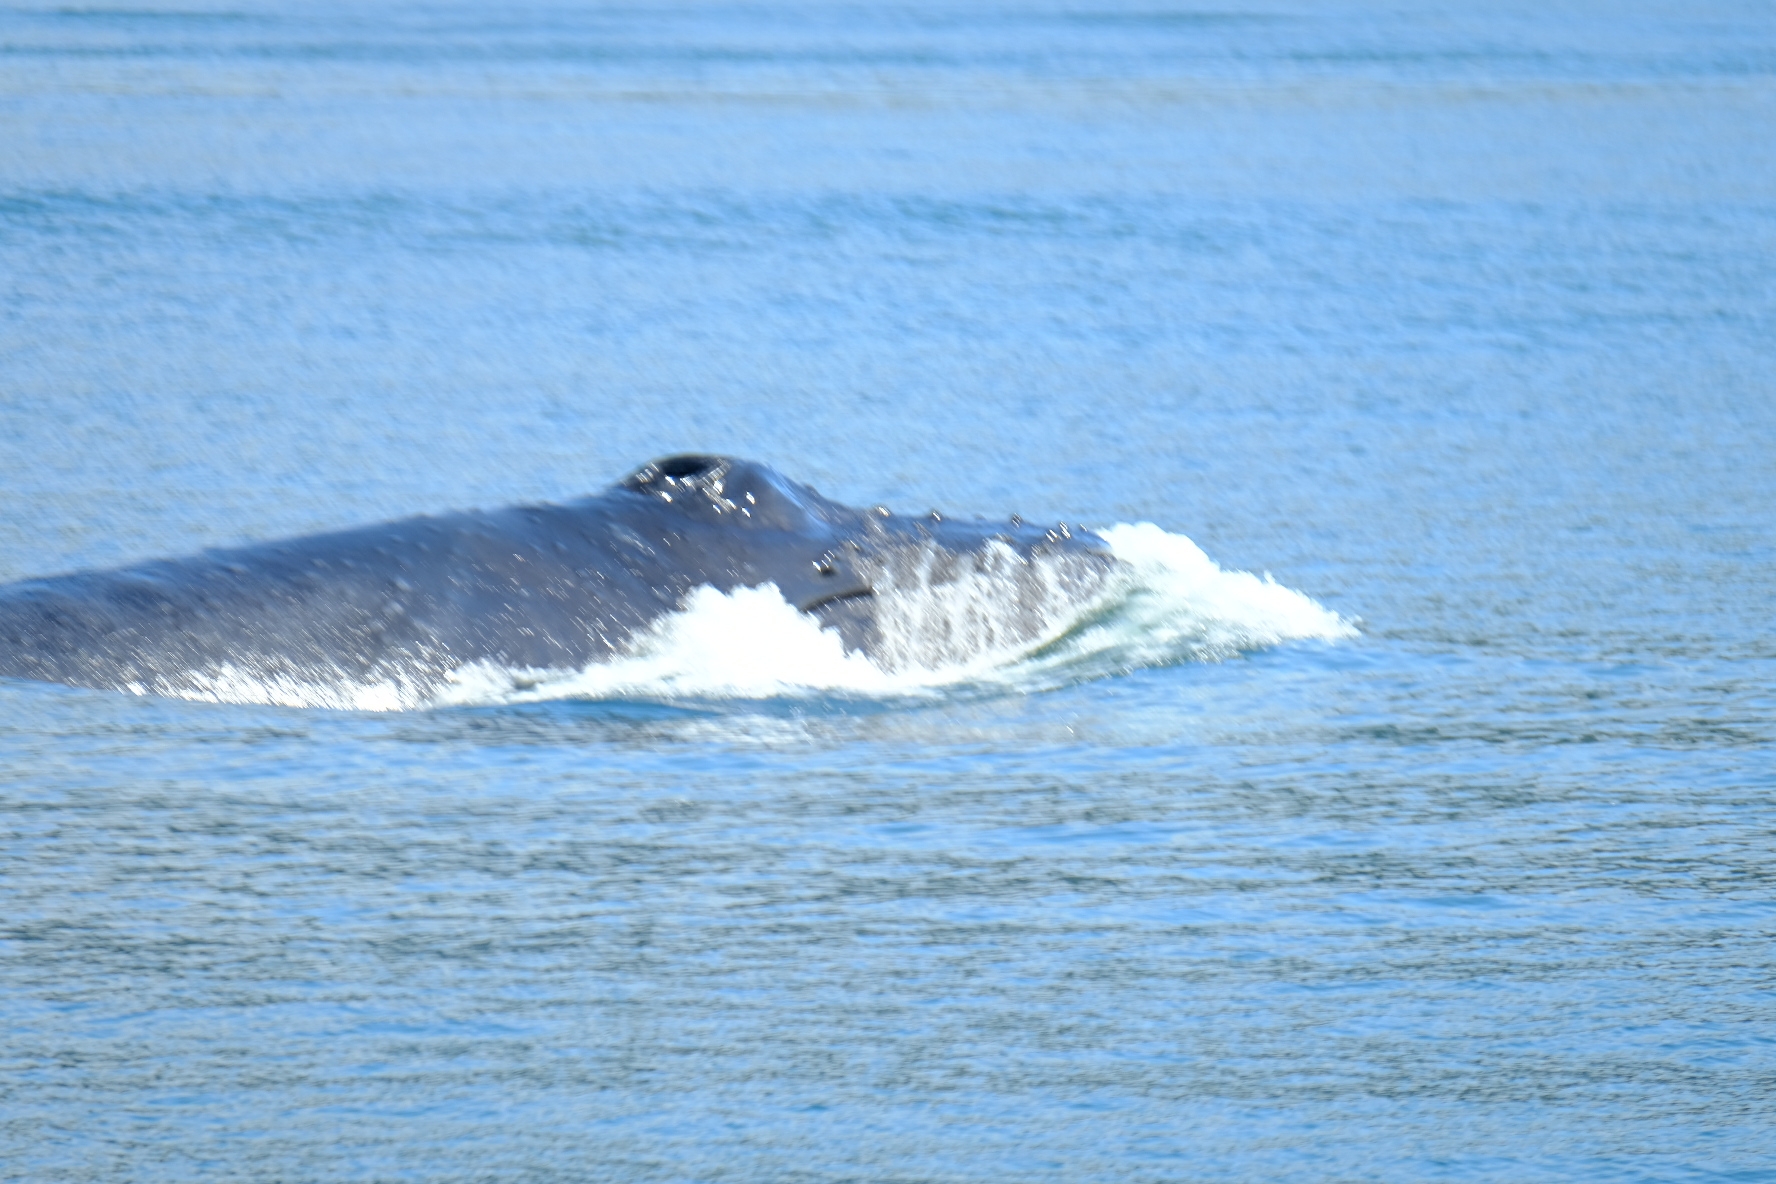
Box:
[3,1,1775,1179]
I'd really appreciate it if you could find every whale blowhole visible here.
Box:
[656,455,723,480]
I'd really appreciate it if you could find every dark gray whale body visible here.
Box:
[0,456,1117,704]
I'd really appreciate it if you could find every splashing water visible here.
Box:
[1023,522,1358,684]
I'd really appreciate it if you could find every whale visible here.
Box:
[0,455,1119,704]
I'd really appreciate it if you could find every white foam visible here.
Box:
[432,584,908,705]
[986,522,1353,695]
[143,663,425,713]
[136,524,1356,710]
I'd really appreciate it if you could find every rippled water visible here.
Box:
[4,2,1776,1180]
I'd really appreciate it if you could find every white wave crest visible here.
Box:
[433,584,903,705]
[138,662,430,713]
[1013,522,1357,686]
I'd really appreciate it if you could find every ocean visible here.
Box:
[2,1,1774,1179]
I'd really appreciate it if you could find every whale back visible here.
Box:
[0,456,1119,703]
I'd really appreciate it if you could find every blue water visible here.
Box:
[4,1,1776,1179]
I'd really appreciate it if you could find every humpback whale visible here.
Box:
[0,455,1118,704]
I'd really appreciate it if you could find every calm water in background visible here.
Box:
[3,1,1776,1179]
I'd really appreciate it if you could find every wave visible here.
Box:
[157,523,1356,711]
